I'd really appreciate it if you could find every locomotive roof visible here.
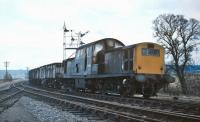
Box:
[78,38,125,49]
[105,42,164,52]
[134,42,163,47]
[124,42,164,49]
[63,57,74,62]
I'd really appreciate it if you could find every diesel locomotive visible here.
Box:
[29,38,173,98]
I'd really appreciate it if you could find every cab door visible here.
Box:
[85,46,93,75]
[123,47,133,73]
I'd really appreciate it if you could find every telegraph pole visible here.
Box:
[26,67,29,80]
[4,61,10,81]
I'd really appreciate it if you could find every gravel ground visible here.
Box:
[0,96,107,122]
[154,93,200,103]
[0,97,39,122]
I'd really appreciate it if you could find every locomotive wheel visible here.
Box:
[119,79,135,97]
[126,84,135,97]
[120,86,134,97]
[119,85,126,97]
[142,88,152,98]
[142,84,154,98]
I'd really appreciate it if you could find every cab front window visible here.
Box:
[142,48,160,56]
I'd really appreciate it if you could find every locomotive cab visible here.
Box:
[133,43,166,97]
[134,43,165,75]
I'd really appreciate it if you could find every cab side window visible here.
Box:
[93,43,104,63]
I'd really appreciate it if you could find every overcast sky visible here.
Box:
[0,0,199,69]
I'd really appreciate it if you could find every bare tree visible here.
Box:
[153,14,200,94]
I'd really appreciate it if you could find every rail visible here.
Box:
[17,83,200,122]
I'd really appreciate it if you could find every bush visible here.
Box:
[160,73,200,96]
[185,74,200,96]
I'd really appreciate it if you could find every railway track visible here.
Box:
[18,83,200,122]
[0,85,23,113]
[75,91,200,115]
[27,82,200,116]
[17,84,149,122]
